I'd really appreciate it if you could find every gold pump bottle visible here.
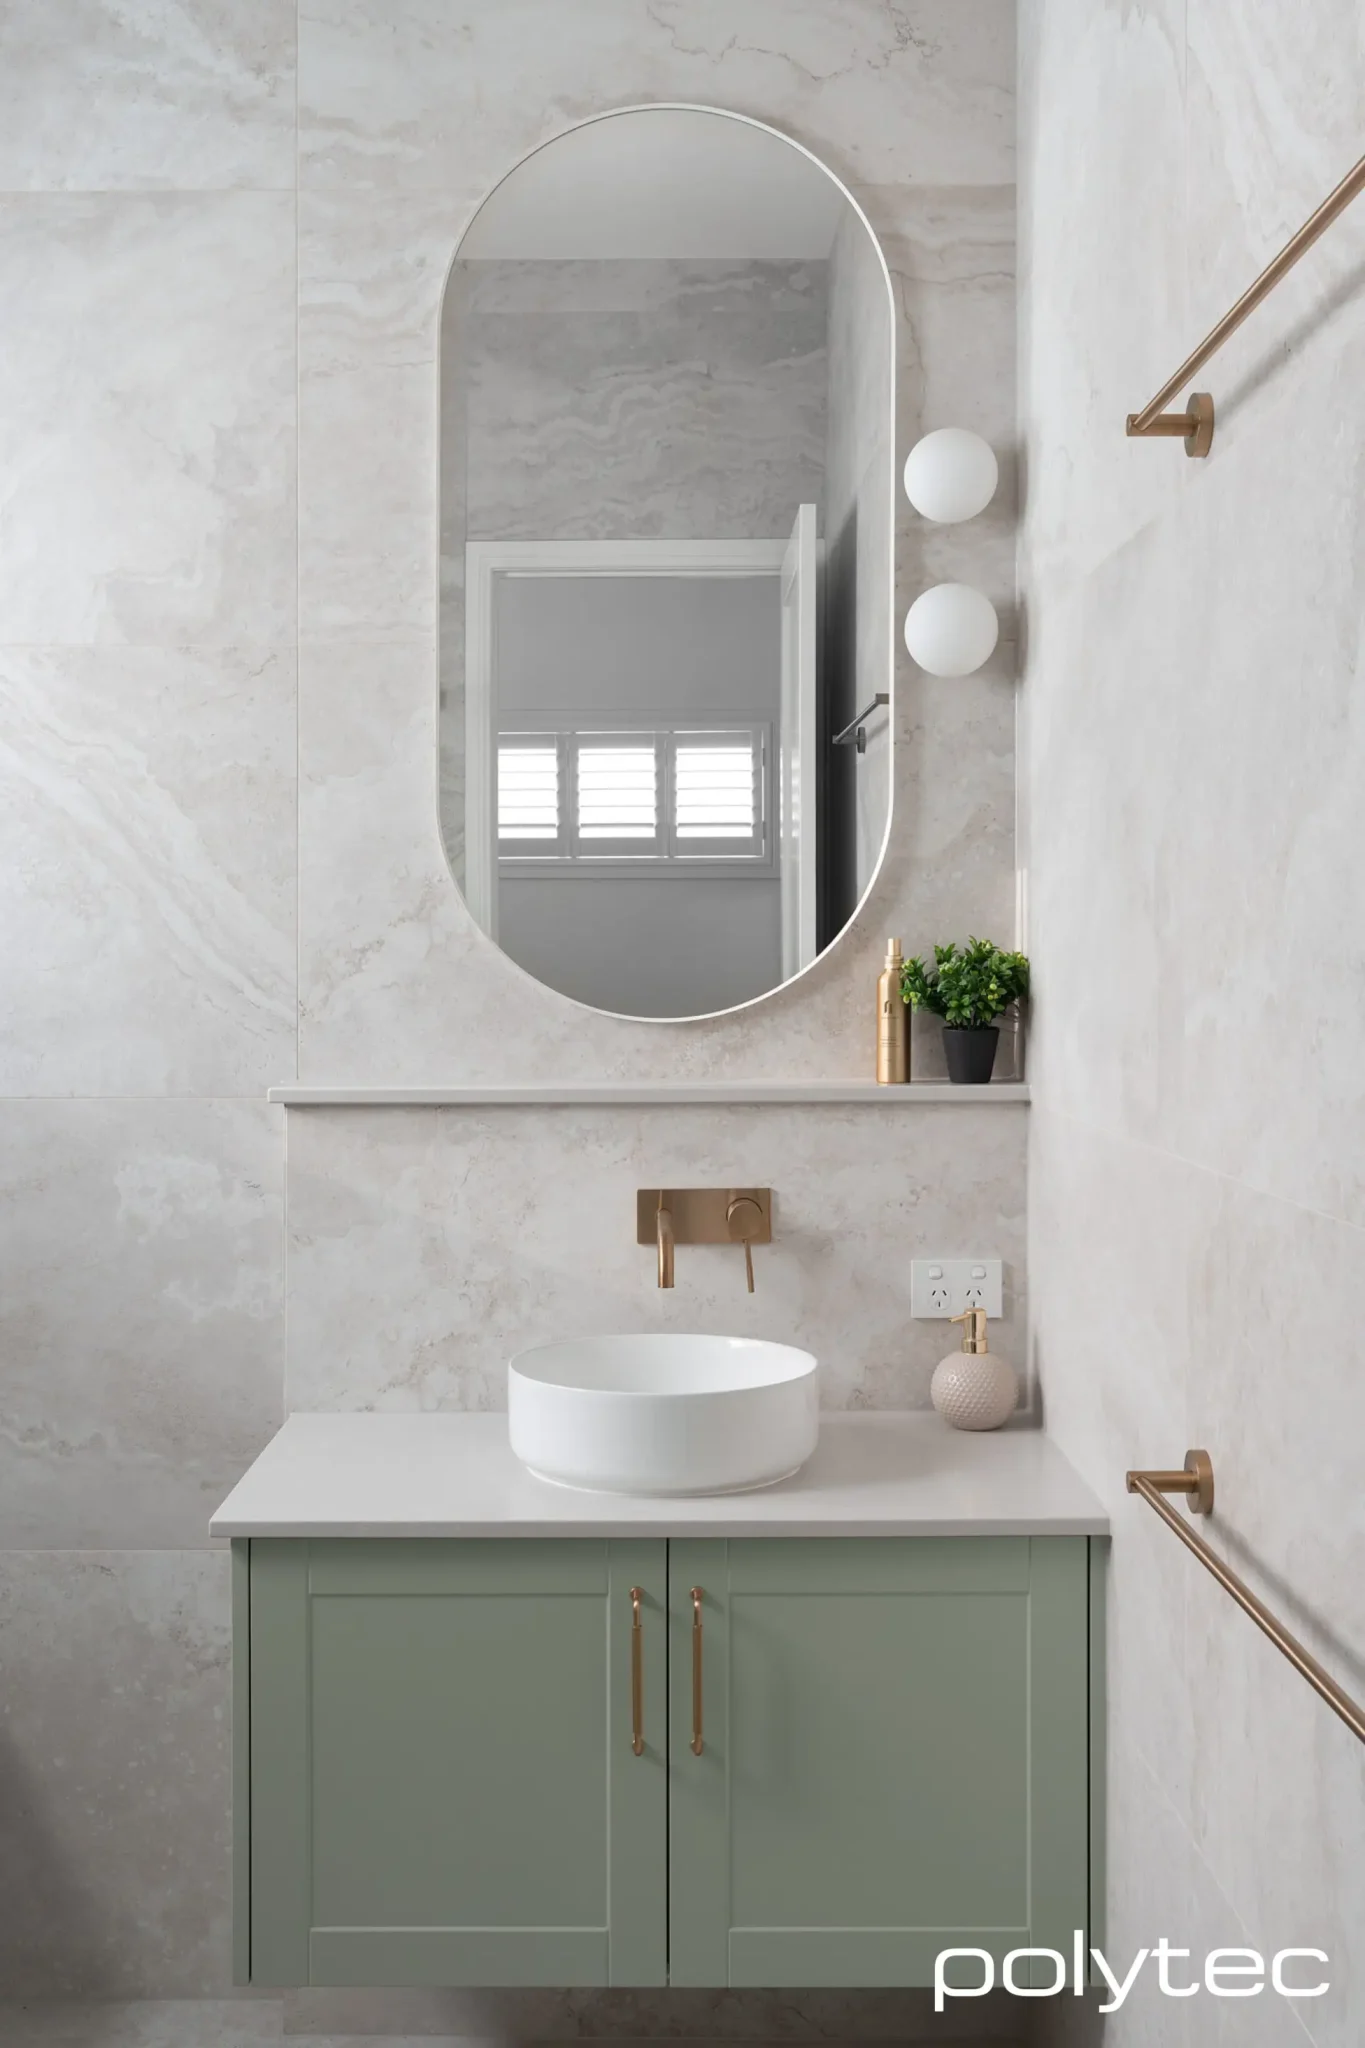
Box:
[876,938,908,1084]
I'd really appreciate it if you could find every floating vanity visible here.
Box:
[214,1413,1107,1992]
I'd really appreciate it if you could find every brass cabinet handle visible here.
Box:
[690,1586,704,1754]
[630,1586,645,1756]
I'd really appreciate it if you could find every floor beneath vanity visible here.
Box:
[0,1998,1031,2048]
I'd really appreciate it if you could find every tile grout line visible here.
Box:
[1030,1098,1365,1244]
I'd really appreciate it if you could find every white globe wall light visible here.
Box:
[903,427,998,523]
[903,583,999,677]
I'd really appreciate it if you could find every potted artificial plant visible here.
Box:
[900,938,1030,1084]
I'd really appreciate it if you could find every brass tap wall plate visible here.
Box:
[636,1188,773,1245]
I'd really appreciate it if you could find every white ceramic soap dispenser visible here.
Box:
[930,1308,1017,1431]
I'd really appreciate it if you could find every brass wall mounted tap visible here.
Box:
[725,1194,763,1293]
[655,1195,675,1289]
[637,1188,772,1292]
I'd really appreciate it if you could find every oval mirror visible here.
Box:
[439,105,894,1020]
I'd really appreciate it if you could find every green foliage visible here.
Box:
[900,938,1030,1029]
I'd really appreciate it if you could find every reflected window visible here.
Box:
[496,738,561,845]
[576,740,659,844]
[497,725,768,870]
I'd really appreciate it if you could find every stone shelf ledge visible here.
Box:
[266,1082,1030,1106]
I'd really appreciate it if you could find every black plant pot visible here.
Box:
[942,1025,1000,1085]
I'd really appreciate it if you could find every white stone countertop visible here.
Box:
[209,1412,1109,1539]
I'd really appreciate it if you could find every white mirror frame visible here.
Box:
[437,104,897,1023]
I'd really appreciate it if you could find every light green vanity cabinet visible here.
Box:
[236,1535,1102,1990]
[667,1537,1093,1988]
[242,1538,668,1987]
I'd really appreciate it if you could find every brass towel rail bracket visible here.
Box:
[832,693,890,754]
[1127,1450,1365,1747]
[1126,150,1365,456]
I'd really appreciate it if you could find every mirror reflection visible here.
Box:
[440,107,894,1019]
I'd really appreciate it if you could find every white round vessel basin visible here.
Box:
[508,1333,819,1496]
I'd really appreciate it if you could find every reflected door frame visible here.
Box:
[778,504,819,980]
[464,536,791,938]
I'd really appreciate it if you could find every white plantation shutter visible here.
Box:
[497,738,561,844]
[575,740,659,843]
[674,736,759,847]
[496,723,769,868]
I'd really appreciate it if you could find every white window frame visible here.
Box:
[465,536,789,927]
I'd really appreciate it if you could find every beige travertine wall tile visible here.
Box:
[1021,2,1365,2042]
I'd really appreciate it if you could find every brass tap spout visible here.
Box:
[656,1197,675,1289]
[726,1194,762,1293]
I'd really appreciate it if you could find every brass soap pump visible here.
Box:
[876,938,908,1084]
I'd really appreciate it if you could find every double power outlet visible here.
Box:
[909,1258,1003,1320]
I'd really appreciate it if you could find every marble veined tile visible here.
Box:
[298,194,457,639]
[0,1552,233,1995]
[1185,1168,1365,1694]
[298,359,437,638]
[299,0,1014,194]
[1159,356,1365,1226]
[0,2,296,193]
[1186,0,1365,326]
[1016,0,1193,591]
[1028,1114,1365,2047]
[299,190,457,377]
[0,193,295,645]
[0,1100,282,1549]
[1027,1109,1200,1810]
[1176,30,1365,532]
[284,1101,1027,1414]
[0,646,295,1097]
[1025,334,1365,1227]
[459,258,829,542]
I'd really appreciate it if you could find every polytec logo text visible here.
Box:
[934,1933,1329,2011]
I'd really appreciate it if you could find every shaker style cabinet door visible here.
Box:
[667,1537,1091,1987]
[247,1539,667,1987]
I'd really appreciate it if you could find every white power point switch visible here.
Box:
[910,1259,1003,1319]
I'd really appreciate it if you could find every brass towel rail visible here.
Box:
[1126,150,1365,456]
[832,692,890,754]
[1126,1451,1365,1746]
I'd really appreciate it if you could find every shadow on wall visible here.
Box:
[0,1736,114,1995]
[1181,255,1365,433]
[1028,1996,1106,2045]
[1215,1521,1365,1700]
[285,1983,1032,2043]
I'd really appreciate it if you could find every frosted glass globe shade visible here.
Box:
[903,428,998,523]
[903,583,999,677]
